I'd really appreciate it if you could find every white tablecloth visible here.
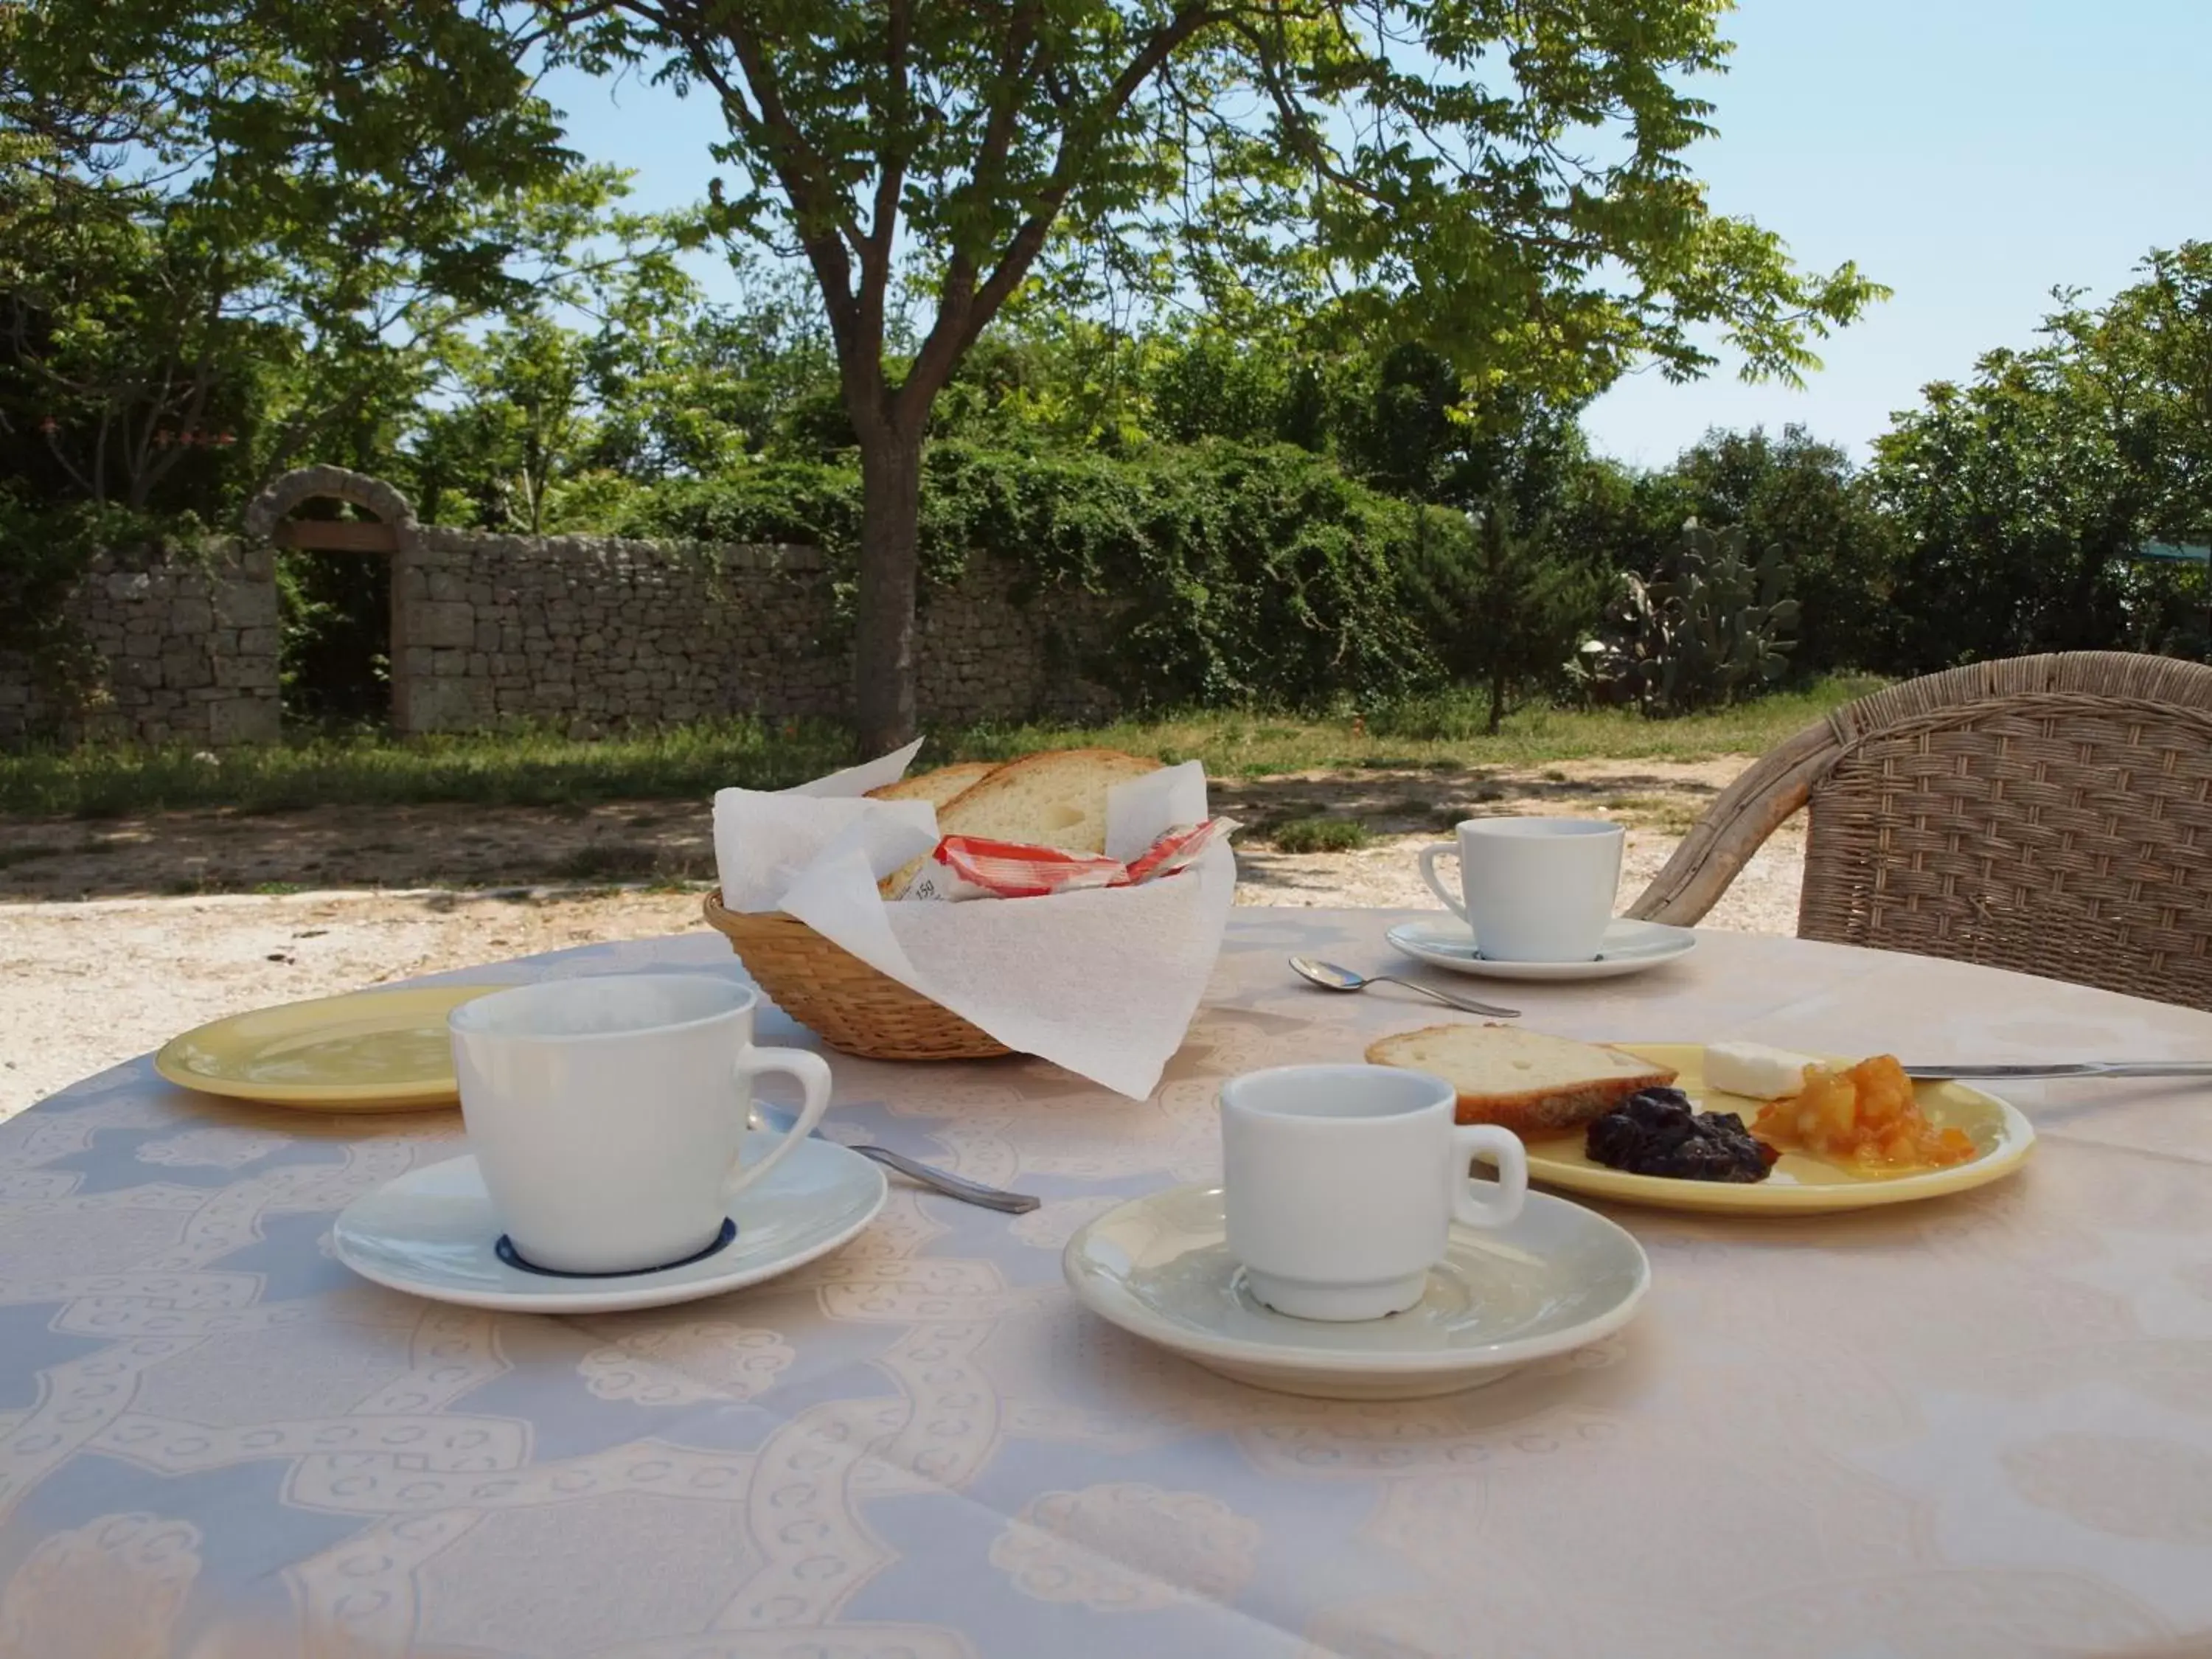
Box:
[2,911,2210,1658]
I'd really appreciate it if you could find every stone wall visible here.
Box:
[396,526,1118,734]
[0,542,281,749]
[396,530,846,733]
[0,465,1121,748]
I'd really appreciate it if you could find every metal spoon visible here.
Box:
[753,1105,1041,1214]
[1289,956,1520,1020]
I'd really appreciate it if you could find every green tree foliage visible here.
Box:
[1871,244,2212,669]
[412,313,595,535]
[1400,495,1601,733]
[0,1,608,508]
[627,439,1434,711]
[530,0,1882,748]
[1557,425,1894,673]
[1664,427,1891,672]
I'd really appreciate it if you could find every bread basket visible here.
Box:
[701,891,1014,1062]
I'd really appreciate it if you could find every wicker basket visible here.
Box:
[701,891,1015,1061]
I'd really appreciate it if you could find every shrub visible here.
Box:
[616,460,862,554]
[624,440,1439,714]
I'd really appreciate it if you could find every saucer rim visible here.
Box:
[1387,916,1697,979]
[331,1140,887,1313]
[1062,1184,1650,1379]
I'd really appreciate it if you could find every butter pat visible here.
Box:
[1705,1040,1818,1099]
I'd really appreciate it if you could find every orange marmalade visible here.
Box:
[1751,1055,1977,1170]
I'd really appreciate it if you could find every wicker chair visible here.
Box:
[1625,652,2212,1009]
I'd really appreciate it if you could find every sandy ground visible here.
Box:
[0,757,1802,1120]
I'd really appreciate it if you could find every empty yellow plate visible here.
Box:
[1520,1043,2036,1214]
[154,984,507,1111]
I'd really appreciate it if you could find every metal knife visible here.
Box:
[1902,1062,2212,1081]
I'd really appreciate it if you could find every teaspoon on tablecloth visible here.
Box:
[1288,957,1520,1020]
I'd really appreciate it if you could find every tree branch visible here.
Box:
[617,4,885,421]
[866,0,913,275]
[897,3,1231,425]
[717,13,869,260]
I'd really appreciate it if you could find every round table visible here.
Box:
[4,911,2211,1658]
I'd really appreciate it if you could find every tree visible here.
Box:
[589,269,842,479]
[1870,244,2212,670]
[1403,491,1597,731]
[1,1,672,513]
[410,314,594,533]
[532,0,1882,748]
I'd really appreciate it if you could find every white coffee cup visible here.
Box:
[1220,1064,1528,1321]
[449,973,832,1275]
[1418,816,1625,962]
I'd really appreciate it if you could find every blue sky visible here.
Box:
[544,0,2212,469]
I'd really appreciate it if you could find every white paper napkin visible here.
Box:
[712,753,1232,1098]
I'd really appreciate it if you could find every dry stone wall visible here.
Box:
[396,529,846,733]
[0,542,281,749]
[396,526,1119,734]
[0,467,1120,748]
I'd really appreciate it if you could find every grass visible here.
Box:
[1268,816,1371,854]
[0,677,1882,820]
[0,717,856,819]
[952,677,1882,777]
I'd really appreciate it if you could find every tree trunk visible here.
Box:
[1487,667,1508,735]
[853,428,924,752]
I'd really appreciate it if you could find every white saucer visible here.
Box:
[1063,1184,1649,1399]
[1388,916,1697,981]
[331,1134,886,1313]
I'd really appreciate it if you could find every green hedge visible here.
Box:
[622,440,1439,712]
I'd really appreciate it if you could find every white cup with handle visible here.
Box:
[1418,816,1625,962]
[1220,1064,1528,1321]
[449,973,832,1275]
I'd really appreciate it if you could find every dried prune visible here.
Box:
[1585,1087,1781,1183]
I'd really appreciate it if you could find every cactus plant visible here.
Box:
[1575,522,1800,714]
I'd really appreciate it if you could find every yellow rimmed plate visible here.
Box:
[1520,1043,2036,1214]
[154,984,507,1111]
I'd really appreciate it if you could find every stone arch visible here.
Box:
[243,466,424,729]
[243,465,416,540]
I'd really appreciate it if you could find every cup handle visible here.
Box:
[1418,844,1468,919]
[1450,1124,1528,1230]
[727,1044,833,1200]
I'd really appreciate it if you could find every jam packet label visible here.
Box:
[905,818,1239,902]
[905,838,1124,902]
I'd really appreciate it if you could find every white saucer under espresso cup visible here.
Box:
[448,974,832,1276]
[1418,816,1625,962]
[1220,1064,1528,1321]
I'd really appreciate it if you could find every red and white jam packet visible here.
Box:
[903,818,1239,902]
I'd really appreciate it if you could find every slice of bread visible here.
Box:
[1365,1023,1677,1135]
[866,761,998,808]
[933,748,1161,855]
[869,762,1001,897]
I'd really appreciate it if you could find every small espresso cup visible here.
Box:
[1418,816,1624,962]
[450,974,832,1275]
[1220,1065,1528,1321]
